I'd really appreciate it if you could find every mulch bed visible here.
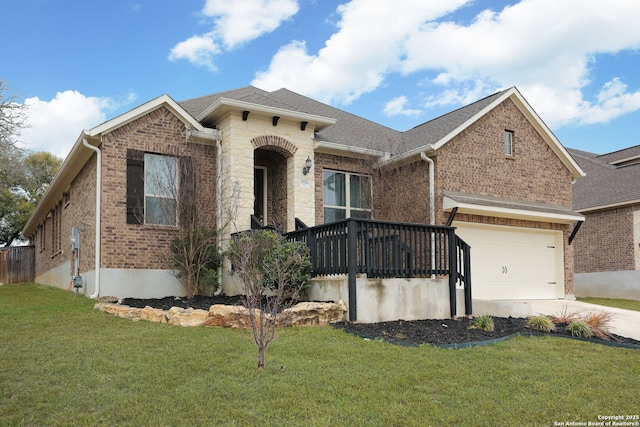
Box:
[123,295,244,310]
[122,295,640,349]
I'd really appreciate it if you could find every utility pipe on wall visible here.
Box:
[420,152,436,279]
[82,138,102,299]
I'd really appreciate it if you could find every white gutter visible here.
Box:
[82,138,102,299]
[420,152,436,279]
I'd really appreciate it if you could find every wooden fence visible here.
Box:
[0,246,35,284]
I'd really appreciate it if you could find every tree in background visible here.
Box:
[0,81,63,246]
[226,229,311,370]
[0,151,62,246]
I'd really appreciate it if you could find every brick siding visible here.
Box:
[573,207,635,273]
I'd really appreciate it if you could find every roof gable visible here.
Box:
[23,95,206,237]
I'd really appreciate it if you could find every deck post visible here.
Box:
[448,228,457,318]
[464,243,472,316]
[347,218,357,321]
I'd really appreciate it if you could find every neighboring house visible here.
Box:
[23,86,585,321]
[568,146,640,300]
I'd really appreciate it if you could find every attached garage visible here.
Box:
[444,191,585,300]
[453,222,564,300]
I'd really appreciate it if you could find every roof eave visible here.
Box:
[576,198,640,213]
[444,197,585,224]
[198,97,337,130]
[315,140,390,160]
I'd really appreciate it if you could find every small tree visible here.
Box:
[227,229,311,370]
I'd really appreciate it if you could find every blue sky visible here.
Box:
[3,0,640,159]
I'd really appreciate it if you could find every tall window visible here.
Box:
[144,154,178,225]
[504,130,514,156]
[323,170,372,223]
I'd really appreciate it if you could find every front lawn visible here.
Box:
[1,283,638,426]
[577,296,640,312]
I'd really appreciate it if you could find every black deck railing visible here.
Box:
[285,218,472,320]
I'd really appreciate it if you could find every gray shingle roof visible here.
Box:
[178,86,512,156]
[568,147,640,210]
[400,89,510,153]
[595,145,640,165]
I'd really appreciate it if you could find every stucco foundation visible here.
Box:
[308,275,468,322]
[575,271,640,301]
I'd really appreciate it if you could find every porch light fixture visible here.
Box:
[272,116,280,126]
[303,156,313,175]
[300,121,308,131]
[242,110,250,121]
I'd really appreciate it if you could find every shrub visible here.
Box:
[526,315,556,333]
[566,320,592,338]
[470,315,495,332]
[549,306,578,324]
[170,226,221,297]
[583,311,614,340]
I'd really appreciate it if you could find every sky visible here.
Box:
[3,0,640,160]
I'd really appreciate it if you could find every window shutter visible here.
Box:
[126,149,145,224]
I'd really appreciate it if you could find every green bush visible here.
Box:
[526,315,556,333]
[470,315,495,332]
[171,226,221,297]
[228,229,312,301]
[566,320,592,338]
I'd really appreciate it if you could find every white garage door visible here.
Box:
[453,222,564,300]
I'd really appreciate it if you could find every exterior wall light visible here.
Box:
[303,156,313,175]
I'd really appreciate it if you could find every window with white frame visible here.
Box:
[504,130,514,156]
[144,154,178,225]
[323,170,372,223]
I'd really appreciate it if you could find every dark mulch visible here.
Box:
[334,317,640,348]
[122,296,640,348]
[123,295,244,310]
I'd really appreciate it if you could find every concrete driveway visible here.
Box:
[522,300,640,341]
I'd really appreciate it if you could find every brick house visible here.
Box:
[568,146,640,300]
[23,86,585,321]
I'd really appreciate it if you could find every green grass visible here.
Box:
[577,297,640,312]
[1,283,639,426]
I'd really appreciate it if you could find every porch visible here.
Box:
[283,218,472,322]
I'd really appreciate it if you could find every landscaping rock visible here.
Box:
[204,304,256,328]
[278,301,347,327]
[94,302,142,319]
[140,306,168,323]
[166,307,209,326]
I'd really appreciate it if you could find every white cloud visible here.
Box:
[252,0,640,128]
[203,0,299,49]
[578,78,640,125]
[168,35,221,71]
[20,91,125,159]
[169,0,298,69]
[253,0,469,104]
[383,96,422,118]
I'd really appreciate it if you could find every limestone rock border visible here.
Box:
[94,300,347,328]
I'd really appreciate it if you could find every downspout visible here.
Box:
[420,152,436,280]
[214,136,223,296]
[419,152,435,225]
[83,138,102,299]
